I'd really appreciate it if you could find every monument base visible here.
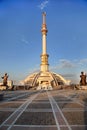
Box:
[37,85,53,90]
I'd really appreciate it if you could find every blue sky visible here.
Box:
[0,0,87,84]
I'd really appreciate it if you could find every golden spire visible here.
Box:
[41,12,48,36]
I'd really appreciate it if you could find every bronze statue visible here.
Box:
[80,72,86,86]
[2,73,9,89]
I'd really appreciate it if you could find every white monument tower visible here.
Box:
[23,12,70,89]
[40,12,49,72]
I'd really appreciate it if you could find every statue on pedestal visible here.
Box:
[1,73,9,90]
[80,72,86,86]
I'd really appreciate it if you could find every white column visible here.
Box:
[42,34,46,54]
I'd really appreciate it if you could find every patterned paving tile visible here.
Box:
[63,111,87,125]
[15,112,56,125]
[0,111,13,124]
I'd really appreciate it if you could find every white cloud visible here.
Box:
[16,34,30,46]
[58,58,87,69]
[21,38,29,45]
[38,0,49,10]
[59,59,75,68]
[50,59,75,72]
[78,58,87,65]
[50,65,60,71]
[62,73,75,78]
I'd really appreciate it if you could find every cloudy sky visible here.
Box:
[0,0,87,84]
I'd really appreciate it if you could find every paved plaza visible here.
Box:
[0,89,87,130]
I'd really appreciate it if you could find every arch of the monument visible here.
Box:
[23,71,69,89]
[51,72,67,84]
